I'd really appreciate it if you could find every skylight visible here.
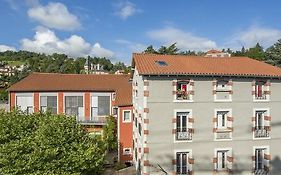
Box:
[155,60,168,66]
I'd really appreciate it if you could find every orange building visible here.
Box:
[8,72,133,163]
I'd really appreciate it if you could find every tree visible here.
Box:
[158,43,179,55]
[265,39,281,66]
[0,111,105,175]
[143,45,157,54]
[246,43,265,60]
[103,116,117,151]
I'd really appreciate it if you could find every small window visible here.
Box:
[217,111,229,130]
[123,148,132,155]
[40,96,57,114]
[217,150,228,170]
[113,107,118,116]
[123,110,131,122]
[155,60,168,66]
[216,80,228,91]
[112,93,116,101]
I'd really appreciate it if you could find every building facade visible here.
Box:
[132,53,281,175]
[8,73,133,163]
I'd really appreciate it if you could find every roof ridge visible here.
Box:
[31,72,130,76]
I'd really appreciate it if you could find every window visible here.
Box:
[16,95,33,114]
[216,80,228,91]
[176,152,189,174]
[123,110,131,122]
[255,148,265,171]
[217,111,228,130]
[255,111,265,130]
[176,81,191,100]
[112,93,116,101]
[255,81,266,100]
[40,96,57,114]
[91,96,110,119]
[253,147,270,174]
[123,148,132,155]
[112,107,118,116]
[135,115,138,128]
[155,60,168,66]
[217,150,228,170]
[254,110,270,138]
[138,123,142,136]
[214,79,231,101]
[65,96,83,119]
[176,112,192,140]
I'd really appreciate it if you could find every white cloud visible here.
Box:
[28,2,80,31]
[20,26,114,58]
[115,1,138,20]
[227,26,281,49]
[147,27,217,51]
[0,45,16,52]
[115,39,146,52]
[91,43,114,58]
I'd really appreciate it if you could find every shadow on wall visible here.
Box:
[149,155,281,175]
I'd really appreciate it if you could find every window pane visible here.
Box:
[124,111,130,121]
[78,96,83,107]
[40,96,47,106]
[98,96,110,116]
[47,96,57,108]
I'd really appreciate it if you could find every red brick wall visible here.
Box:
[119,106,133,162]
[84,92,90,120]
[34,92,39,113]
[58,92,64,114]
[10,92,16,110]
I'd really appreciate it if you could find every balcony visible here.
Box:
[216,129,232,140]
[254,169,268,175]
[176,131,192,140]
[255,93,267,100]
[176,90,190,100]
[77,116,107,125]
[254,128,270,138]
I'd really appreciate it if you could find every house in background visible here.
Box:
[131,53,281,175]
[205,49,231,57]
[8,73,133,163]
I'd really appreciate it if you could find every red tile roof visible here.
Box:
[206,49,223,54]
[8,73,132,106]
[132,53,281,77]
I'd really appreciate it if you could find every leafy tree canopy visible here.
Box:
[0,111,106,175]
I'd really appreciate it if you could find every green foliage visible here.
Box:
[0,111,105,175]
[265,39,281,66]
[114,162,127,170]
[0,90,8,102]
[103,116,117,151]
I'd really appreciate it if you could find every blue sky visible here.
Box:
[1,0,281,63]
